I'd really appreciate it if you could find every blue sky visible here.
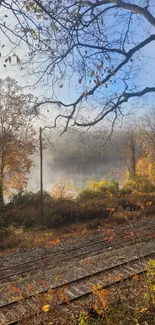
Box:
[0,2,155,129]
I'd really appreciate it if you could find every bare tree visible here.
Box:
[0,1,155,132]
[0,77,37,204]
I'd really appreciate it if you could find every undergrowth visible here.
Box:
[1,176,155,250]
[77,259,155,325]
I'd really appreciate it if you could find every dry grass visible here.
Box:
[1,191,155,253]
[0,218,116,254]
[1,208,154,255]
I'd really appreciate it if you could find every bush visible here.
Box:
[79,199,110,220]
[119,188,132,195]
[88,178,119,194]
[78,179,119,201]
[77,189,100,200]
[43,213,65,228]
[11,206,41,228]
[106,179,119,193]
[10,190,52,207]
[123,175,155,194]
[0,227,11,239]
[2,176,155,233]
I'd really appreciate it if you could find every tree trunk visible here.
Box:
[0,177,4,206]
[128,138,136,178]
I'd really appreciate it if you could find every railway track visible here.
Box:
[1,219,153,266]
[0,250,155,325]
[0,237,155,325]
[0,223,155,283]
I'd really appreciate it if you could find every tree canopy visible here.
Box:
[0,1,155,132]
[0,77,37,203]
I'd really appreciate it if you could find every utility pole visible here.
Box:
[40,127,43,216]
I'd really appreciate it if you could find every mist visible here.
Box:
[28,127,129,192]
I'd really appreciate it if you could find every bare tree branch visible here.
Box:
[0,0,155,131]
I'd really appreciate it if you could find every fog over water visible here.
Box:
[28,128,127,192]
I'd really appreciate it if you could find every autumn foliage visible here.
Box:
[0,77,37,203]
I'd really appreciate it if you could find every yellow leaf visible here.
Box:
[140,307,147,313]
[42,304,50,312]
[151,284,155,291]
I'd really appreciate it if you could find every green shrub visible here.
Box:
[88,178,119,194]
[123,175,155,194]
[77,189,100,200]
[106,179,119,193]
[78,179,119,201]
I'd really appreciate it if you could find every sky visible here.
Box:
[0,2,155,191]
[0,3,155,120]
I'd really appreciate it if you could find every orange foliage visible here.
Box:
[92,285,111,315]
[51,177,75,200]
[48,238,60,247]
